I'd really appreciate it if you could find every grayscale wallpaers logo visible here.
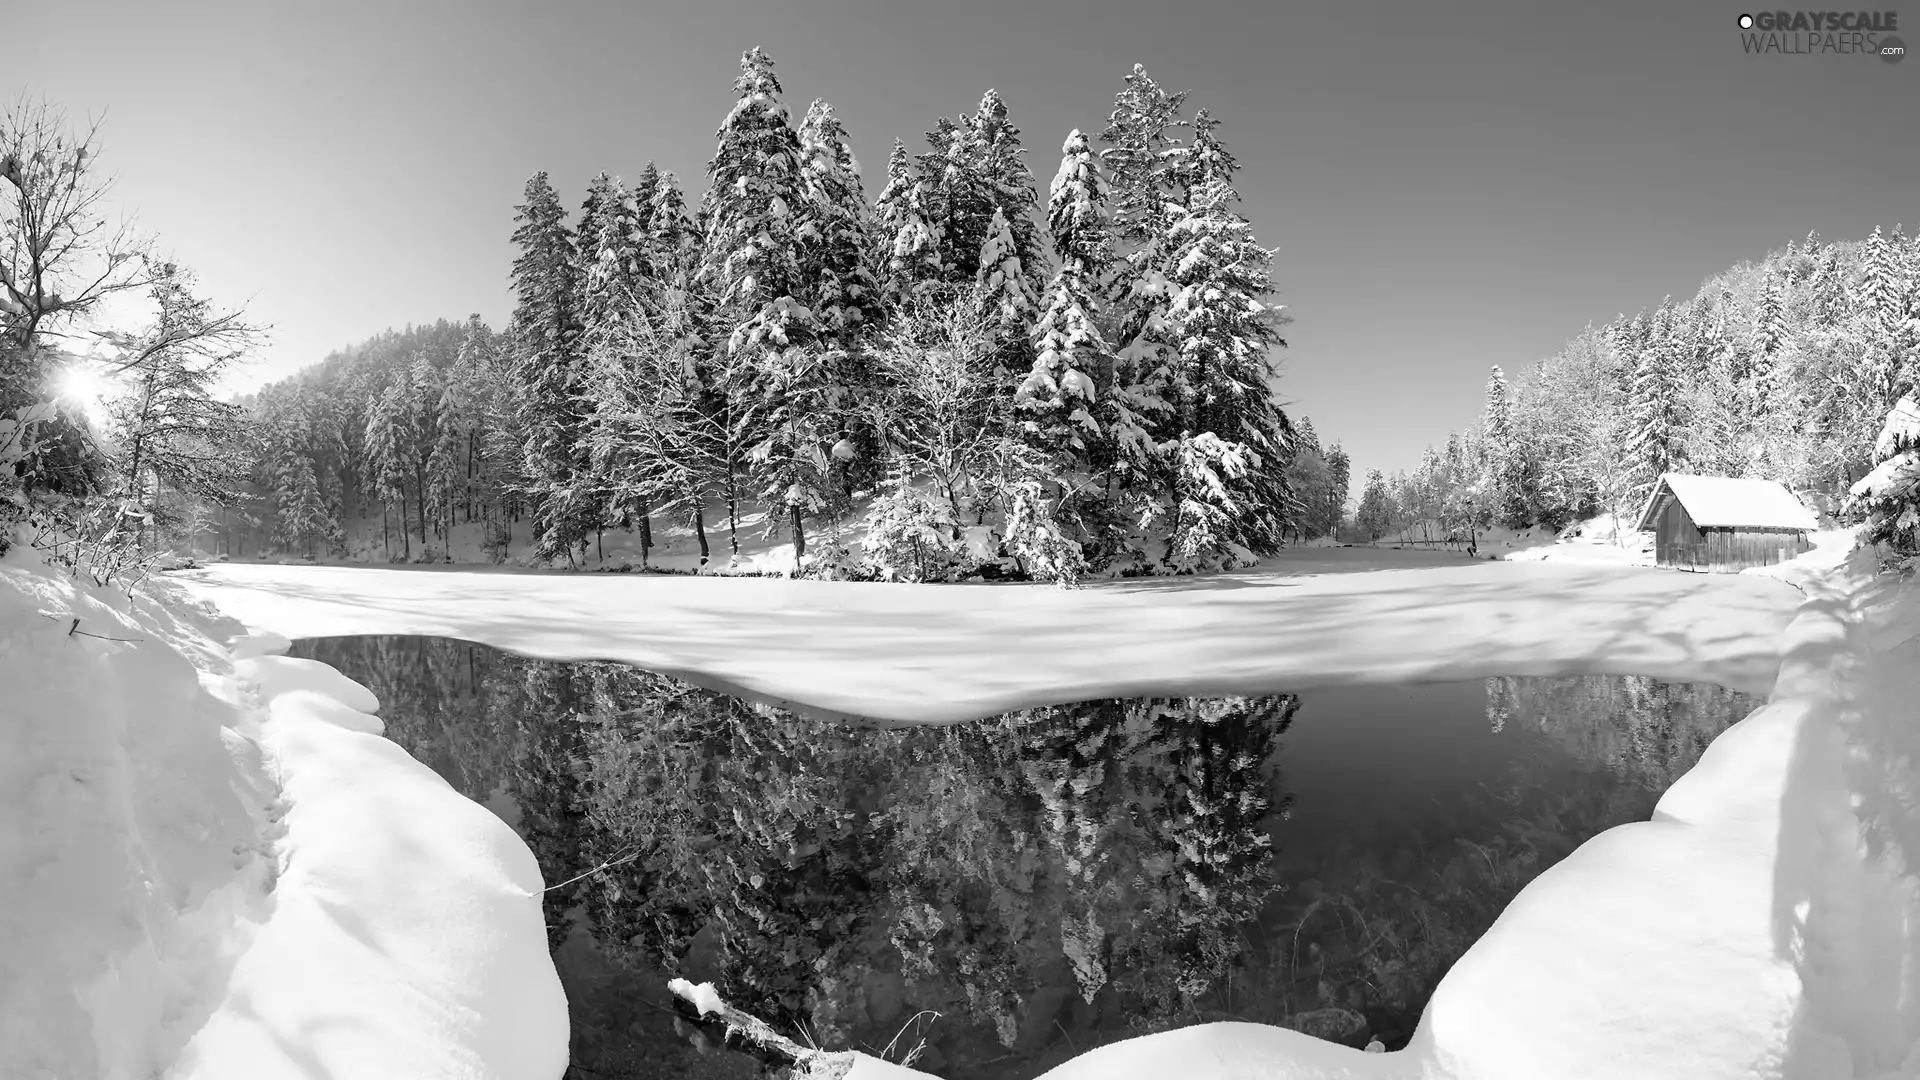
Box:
[1737,10,1905,60]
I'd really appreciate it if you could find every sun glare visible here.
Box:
[55,364,116,422]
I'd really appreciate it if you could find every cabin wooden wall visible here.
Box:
[1652,491,1809,572]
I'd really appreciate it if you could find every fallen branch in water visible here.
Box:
[667,977,857,1079]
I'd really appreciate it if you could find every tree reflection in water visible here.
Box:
[287,637,1762,1079]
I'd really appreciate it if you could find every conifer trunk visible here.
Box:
[791,504,806,562]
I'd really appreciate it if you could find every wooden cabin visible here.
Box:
[1634,473,1816,573]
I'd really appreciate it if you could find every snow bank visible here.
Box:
[1,545,269,1080]
[167,636,570,1080]
[174,556,1801,723]
[1,543,568,1080]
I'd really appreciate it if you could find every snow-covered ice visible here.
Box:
[171,553,1800,723]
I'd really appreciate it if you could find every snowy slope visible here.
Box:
[1,544,568,1080]
[1,548,270,1079]
[172,555,1802,722]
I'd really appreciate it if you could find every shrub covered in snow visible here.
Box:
[1847,394,1920,556]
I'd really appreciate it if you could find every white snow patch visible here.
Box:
[2,541,567,1080]
[172,556,1800,722]
[169,644,569,1080]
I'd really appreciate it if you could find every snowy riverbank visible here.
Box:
[0,544,567,1080]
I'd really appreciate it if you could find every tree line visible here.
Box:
[243,51,1319,582]
[1345,227,1920,548]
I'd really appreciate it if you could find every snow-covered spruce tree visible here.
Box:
[1326,441,1351,538]
[1023,131,1113,477]
[508,170,592,565]
[796,98,883,502]
[272,448,328,559]
[578,171,650,346]
[912,92,1047,377]
[796,99,878,344]
[1862,225,1905,341]
[1097,64,1189,492]
[647,169,696,294]
[1354,468,1394,541]
[424,375,461,547]
[1753,271,1786,405]
[871,139,945,309]
[1624,301,1687,506]
[1846,394,1920,556]
[576,170,660,558]
[1481,364,1534,528]
[1154,110,1297,566]
[362,383,414,560]
[1006,130,1114,574]
[698,47,830,563]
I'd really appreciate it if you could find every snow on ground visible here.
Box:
[170,552,1801,723]
[2,548,268,1079]
[1,542,566,1080]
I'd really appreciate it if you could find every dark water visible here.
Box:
[286,636,1763,1080]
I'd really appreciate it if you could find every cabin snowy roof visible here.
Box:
[1634,473,1818,532]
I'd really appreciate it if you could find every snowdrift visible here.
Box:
[0,545,567,1080]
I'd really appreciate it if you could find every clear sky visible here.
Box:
[16,0,1917,480]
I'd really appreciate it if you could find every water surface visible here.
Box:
[287,635,1761,1079]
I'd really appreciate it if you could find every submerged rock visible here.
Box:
[1283,1006,1370,1047]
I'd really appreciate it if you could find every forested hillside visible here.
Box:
[237,53,1330,581]
[1350,227,1920,545]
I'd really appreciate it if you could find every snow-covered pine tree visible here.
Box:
[1862,225,1904,341]
[1846,394,1920,555]
[1326,442,1351,538]
[274,450,328,559]
[699,47,830,562]
[647,170,695,295]
[914,92,1046,303]
[1020,130,1113,555]
[1625,299,1688,504]
[627,163,662,277]
[797,99,882,501]
[363,383,415,560]
[1754,271,1786,402]
[1354,468,1394,541]
[967,90,1048,297]
[1154,109,1296,560]
[796,99,877,342]
[579,171,649,345]
[871,139,944,308]
[425,379,461,548]
[508,170,592,564]
[1096,65,1193,551]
